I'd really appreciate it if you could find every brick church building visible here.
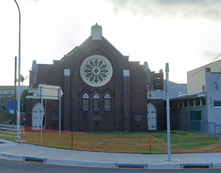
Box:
[26,24,165,132]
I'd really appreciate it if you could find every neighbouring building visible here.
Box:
[170,60,221,135]
[0,86,28,114]
[26,24,165,132]
[156,81,187,100]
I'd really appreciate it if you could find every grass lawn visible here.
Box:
[21,129,221,154]
[93,131,219,146]
[152,131,218,148]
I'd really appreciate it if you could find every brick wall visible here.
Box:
[26,36,165,132]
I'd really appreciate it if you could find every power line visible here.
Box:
[214,67,221,84]
[169,53,221,87]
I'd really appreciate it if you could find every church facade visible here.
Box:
[26,24,165,132]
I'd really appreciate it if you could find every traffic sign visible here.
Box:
[38,84,63,100]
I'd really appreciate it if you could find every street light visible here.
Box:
[14,0,21,140]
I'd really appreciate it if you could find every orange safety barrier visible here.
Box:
[21,126,221,154]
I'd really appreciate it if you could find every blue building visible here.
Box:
[0,86,28,114]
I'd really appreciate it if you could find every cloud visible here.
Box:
[106,0,221,22]
[202,50,221,62]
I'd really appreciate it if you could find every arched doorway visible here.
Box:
[32,102,44,129]
[147,103,157,130]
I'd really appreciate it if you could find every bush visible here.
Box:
[0,112,13,123]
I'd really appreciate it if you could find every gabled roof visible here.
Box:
[36,64,51,82]
[32,64,52,88]
[63,24,126,59]
[63,46,79,57]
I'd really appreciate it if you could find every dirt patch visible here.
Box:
[98,142,112,145]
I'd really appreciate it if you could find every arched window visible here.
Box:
[82,93,89,111]
[93,93,100,111]
[104,93,111,111]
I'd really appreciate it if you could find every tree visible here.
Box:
[0,102,7,112]
[21,90,28,112]
[20,74,28,110]
[20,74,28,92]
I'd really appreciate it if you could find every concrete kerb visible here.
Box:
[0,152,23,161]
[213,163,221,168]
[147,163,181,169]
[1,152,221,169]
[0,153,181,169]
[47,159,116,168]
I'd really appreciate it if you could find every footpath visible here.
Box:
[0,138,221,169]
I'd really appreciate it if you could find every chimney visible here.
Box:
[91,23,102,40]
[205,67,211,73]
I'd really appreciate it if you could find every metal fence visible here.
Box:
[21,126,221,154]
[171,120,221,137]
[0,123,21,140]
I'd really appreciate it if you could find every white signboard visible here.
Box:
[38,84,63,144]
[38,84,63,100]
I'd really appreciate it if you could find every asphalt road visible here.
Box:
[1,159,221,173]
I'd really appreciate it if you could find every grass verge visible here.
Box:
[20,129,220,154]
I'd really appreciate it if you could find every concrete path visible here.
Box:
[0,138,221,169]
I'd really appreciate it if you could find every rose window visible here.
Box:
[80,55,113,87]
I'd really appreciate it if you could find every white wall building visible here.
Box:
[170,60,221,136]
[187,60,221,95]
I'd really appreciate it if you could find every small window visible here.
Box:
[178,101,183,107]
[170,101,177,108]
[93,93,100,111]
[94,100,100,111]
[82,93,89,111]
[189,99,194,106]
[195,98,200,106]
[83,100,89,111]
[83,93,89,99]
[104,93,111,111]
[184,100,188,107]
[214,100,221,107]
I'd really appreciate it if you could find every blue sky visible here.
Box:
[1,0,221,85]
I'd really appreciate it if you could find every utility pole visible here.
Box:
[14,0,21,140]
[166,63,171,161]
[14,56,17,124]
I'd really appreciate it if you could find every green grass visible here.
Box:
[92,130,219,149]
[156,131,218,149]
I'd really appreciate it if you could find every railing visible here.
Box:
[0,124,19,138]
[0,123,24,142]
[171,120,221,137]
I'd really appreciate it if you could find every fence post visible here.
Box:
[71,131,73,149]
[215,123,217,136]
[149,133,151,153]
[200,120,202,133]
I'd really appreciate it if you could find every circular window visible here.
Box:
[80,55,113,87]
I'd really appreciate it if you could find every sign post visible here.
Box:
[59,88,61,141]
[38,85,63,145]
[40,85,43,145]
